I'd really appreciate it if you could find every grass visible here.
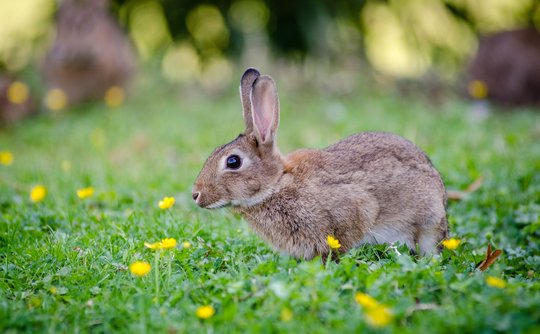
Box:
[1,73,539,333]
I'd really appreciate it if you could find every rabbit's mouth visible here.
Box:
[193,194,230,209]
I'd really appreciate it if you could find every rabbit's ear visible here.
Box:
[240,68,260,134]
[250,75,279,145]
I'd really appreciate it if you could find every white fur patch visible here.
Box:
[359,224,414,249]
[206,199,229,209]
[231,187,274,208]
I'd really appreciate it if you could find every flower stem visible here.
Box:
[167,252,172,287]
[154,251,160,304]
[326,251,332,270]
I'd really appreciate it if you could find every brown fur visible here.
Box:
[468,27,540,107]
[193,68,448,260]
[41,0,136,105]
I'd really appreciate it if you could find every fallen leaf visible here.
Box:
[476,243,502,271]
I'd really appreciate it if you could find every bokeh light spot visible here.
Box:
[468,80,488,99]
[198,56,233,93]
[104,86,125,108]
[7,81,29,104]
[127,0,172,60]
[161,43,200,83]
[230,0,269,34]
[187,5,229,51]
[362,3,431,77]
[45,89,68,111]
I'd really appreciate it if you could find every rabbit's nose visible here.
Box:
[192,192,200,202]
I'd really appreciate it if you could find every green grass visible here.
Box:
[1,74,539,333]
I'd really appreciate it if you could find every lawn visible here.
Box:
[1,72,539,333]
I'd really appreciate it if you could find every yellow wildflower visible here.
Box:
[158,196,175,209]
[49,287,58,295]
[144,241,162,250]
[77,187,94,199]
[161,238,177,249]
[7,81,29,104]
[196,305,215,319]
[104,86,125,108]
[183,241,192,249]
[145,238,177,250]
[468,80,488,100]
[45,88,68,111]
[326,235,341,249]
[364,305,393,327]
[354,293,378,308]
[129,261,151,277]
[0,151,14,165]
[486,276,506,289]
[30,185,47,203]
[442,238,461,250]
[355,292,393,327]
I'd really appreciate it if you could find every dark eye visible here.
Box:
[226,155,242,169]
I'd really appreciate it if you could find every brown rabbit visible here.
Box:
[193,68,448,260]
[467,27,540,107]
[41,0,136,105]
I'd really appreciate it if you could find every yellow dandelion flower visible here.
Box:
[354,293,379,308]
[144,241,162,250]
[129,261,151,277]
[145,238,177,250]
[7,81,29,104]
[161,238,177,249]
[468,80,488,100]
[158,196,175,209]
[486,276,506,289]
[0,151,14,166]
[30,185,47,203]
[45,88,68,111]
[326,235,341,249]
[183,241,192,249]
[196,305,215,319]
[77,187,94,199]
[365,305,393,327]
[442,238,461,250]
[104,86,125,108]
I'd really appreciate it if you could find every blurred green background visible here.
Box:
[1,0,539,91]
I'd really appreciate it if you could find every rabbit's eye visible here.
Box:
[226,155,242,169]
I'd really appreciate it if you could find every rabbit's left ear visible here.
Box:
[250,75,279,146]
[240,68,260,134]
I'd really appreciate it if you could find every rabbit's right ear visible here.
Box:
[240,68,260,134]
[250,75,279,146]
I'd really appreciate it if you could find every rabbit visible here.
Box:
[193,68,448,260]
[41,0,136,105]
[467,27,540,107]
